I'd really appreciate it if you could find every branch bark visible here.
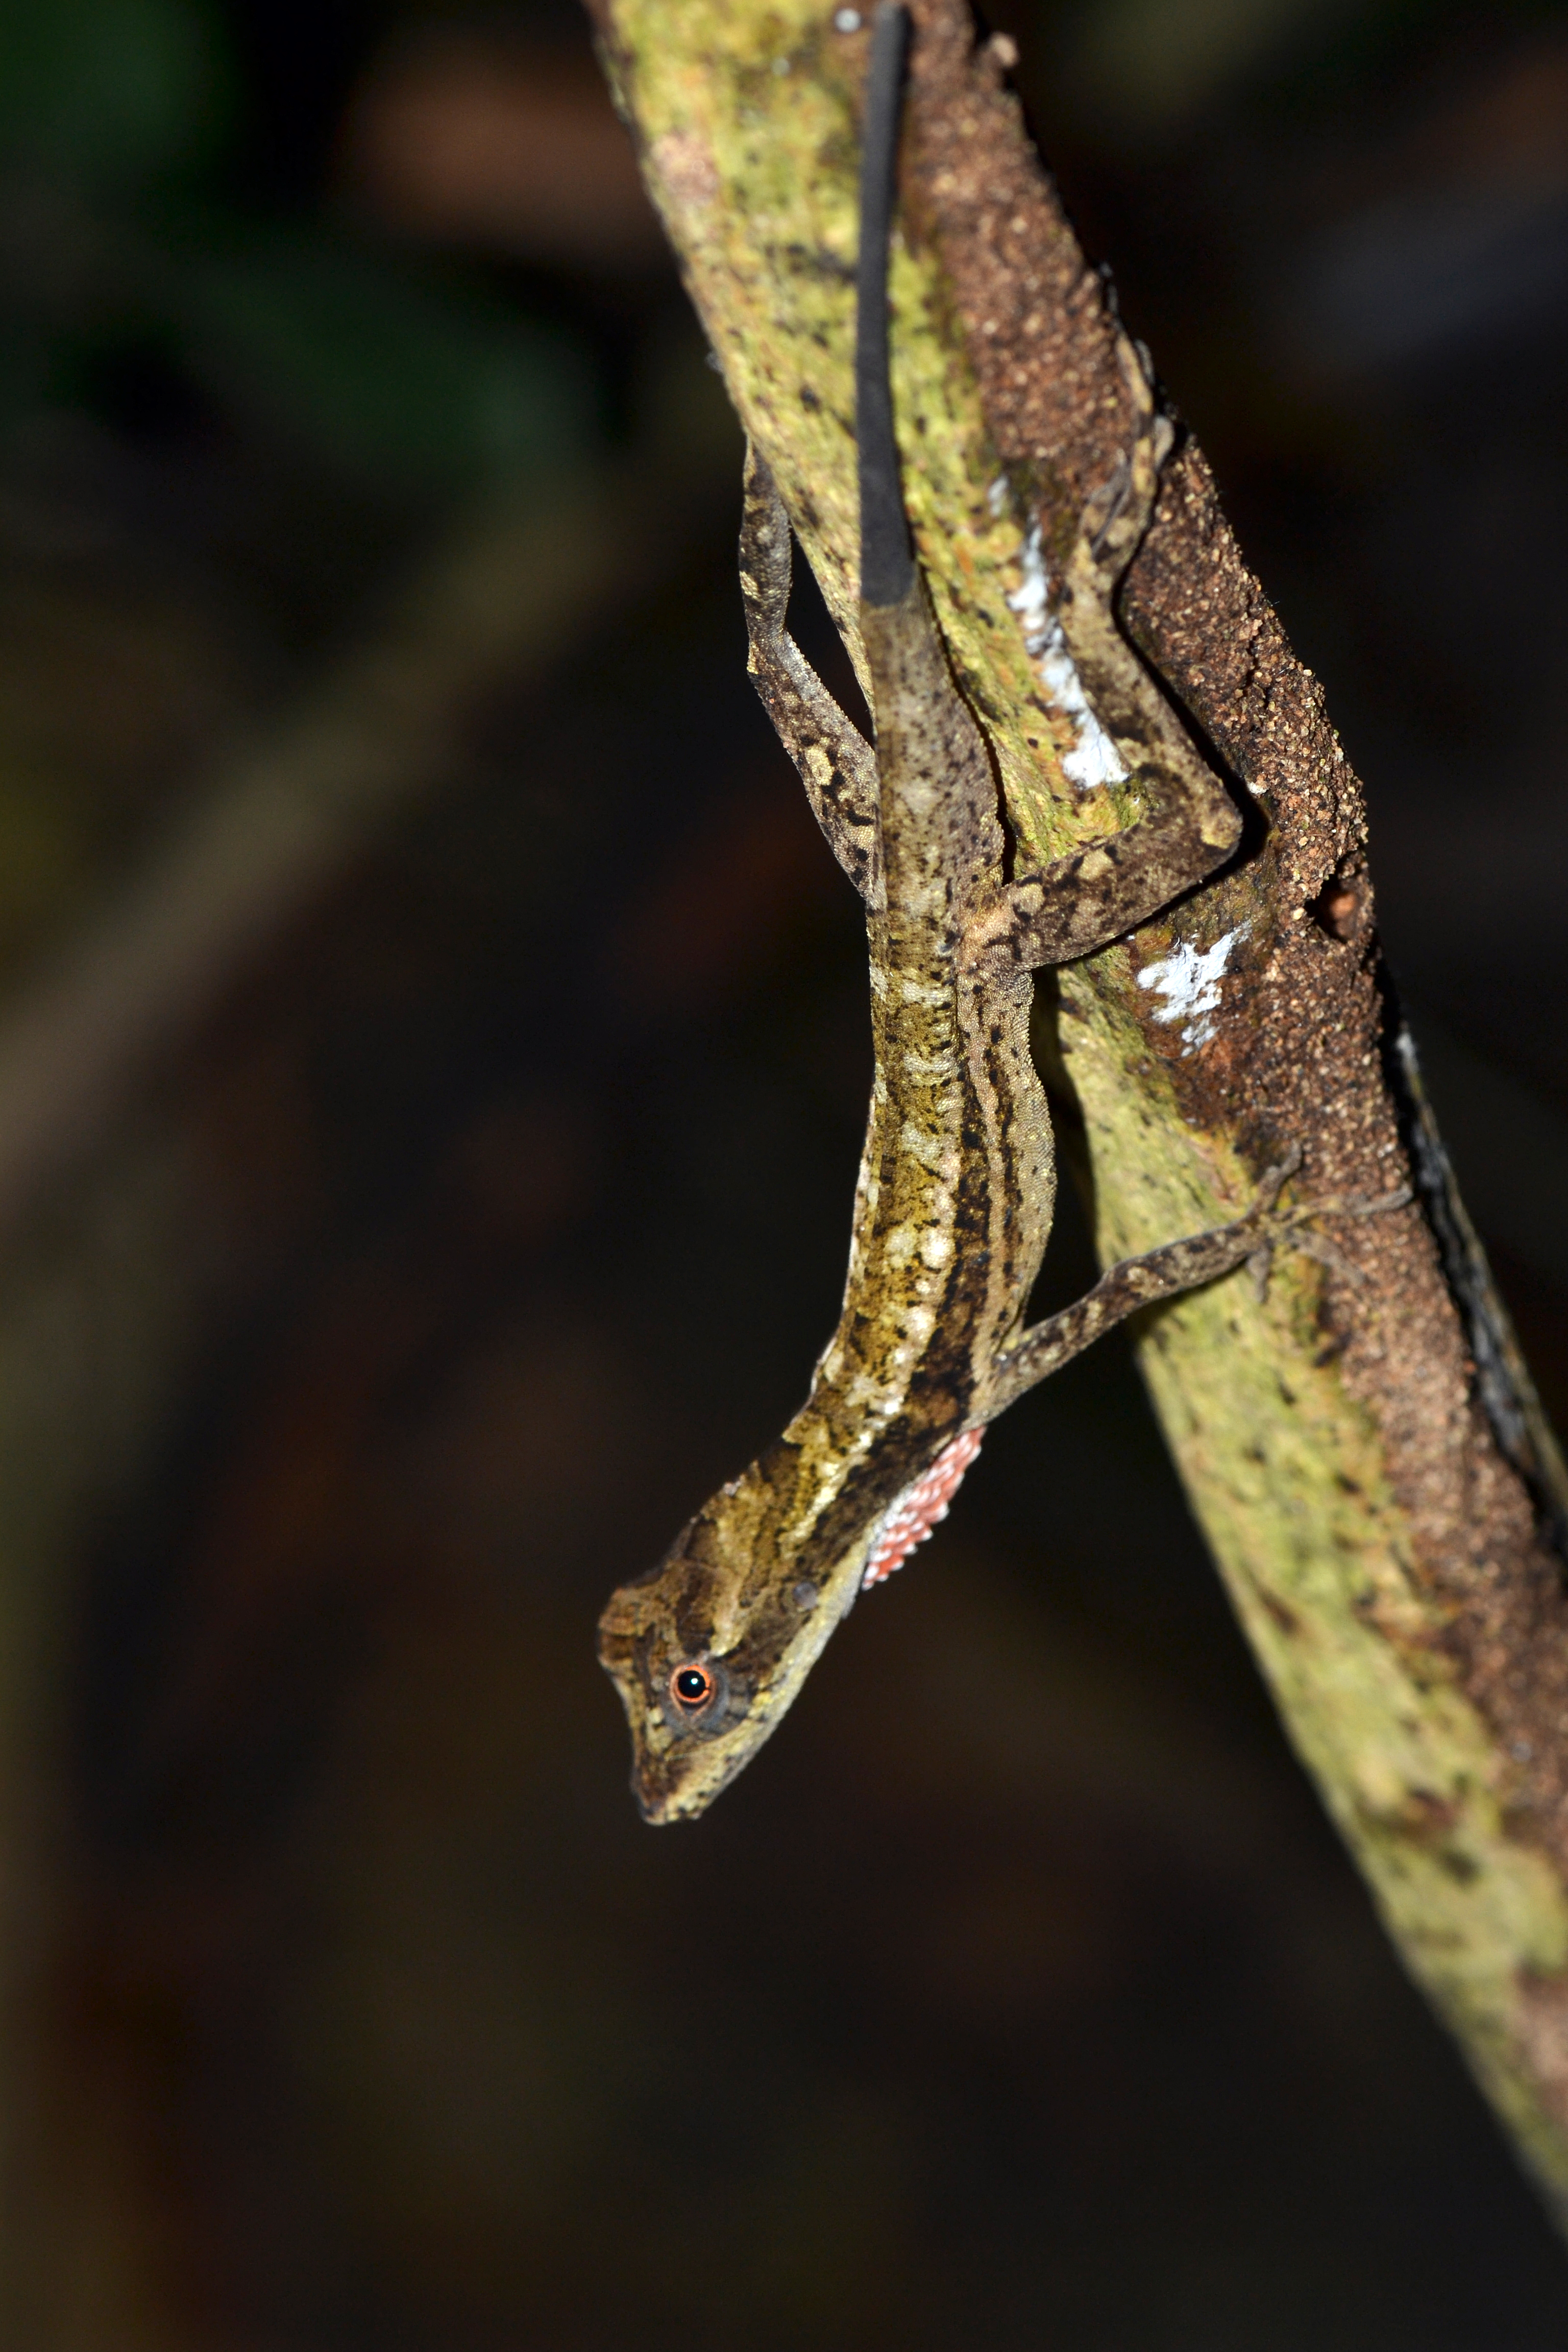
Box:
[589,0,1568,2213]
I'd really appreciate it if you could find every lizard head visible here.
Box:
[596,1458,868,1824]
[598,1426,984,1820]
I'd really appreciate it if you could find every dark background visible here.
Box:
[4,0,1568,2341]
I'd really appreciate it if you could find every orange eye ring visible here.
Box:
[669,1660,718,1714]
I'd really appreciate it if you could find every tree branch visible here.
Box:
[591,0,1568,2213]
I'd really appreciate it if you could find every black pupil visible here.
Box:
[674,1669,710,1705]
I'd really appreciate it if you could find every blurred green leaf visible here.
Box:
[183,237,595,494]
[0,0,229,184]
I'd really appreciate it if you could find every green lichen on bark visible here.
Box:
[596,0,1568,2216]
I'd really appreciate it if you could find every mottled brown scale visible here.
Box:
[596,3,1387,1822]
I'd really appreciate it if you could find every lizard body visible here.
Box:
[598,6,1381,1823]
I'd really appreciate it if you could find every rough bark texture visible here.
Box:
[589,0,1568,2213]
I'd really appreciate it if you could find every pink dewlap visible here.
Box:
[862,1427,985,1589]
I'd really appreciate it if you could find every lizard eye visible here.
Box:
[669,1661,721,1716]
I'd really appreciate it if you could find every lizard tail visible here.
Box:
[855,3,914,611]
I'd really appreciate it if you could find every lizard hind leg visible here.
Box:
[740,440,885,910]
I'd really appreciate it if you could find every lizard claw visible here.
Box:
[1245,1149,1411,1297]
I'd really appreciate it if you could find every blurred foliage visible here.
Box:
[0,0,226,184]
[0,0,598,984]
[1054,0,1567,129]
[181,233,587,492]
[0,0,591,501]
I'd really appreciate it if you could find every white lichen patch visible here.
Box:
[1006,522,1128,794]
[1136,923,1251,1053]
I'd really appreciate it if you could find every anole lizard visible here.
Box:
[599,3,1401,1823]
